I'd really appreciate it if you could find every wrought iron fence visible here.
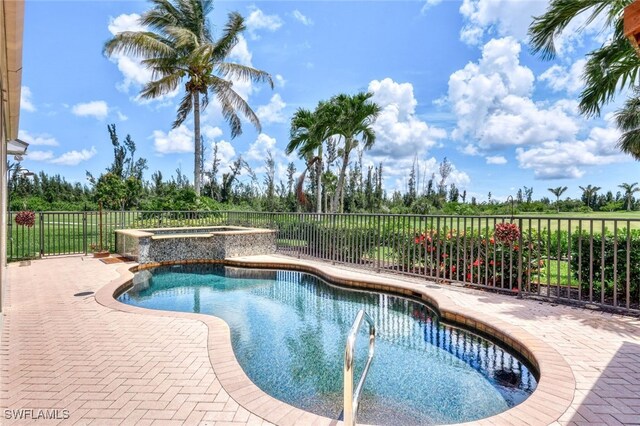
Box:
[7,210,640,314]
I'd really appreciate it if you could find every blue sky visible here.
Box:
[18,0,634,201]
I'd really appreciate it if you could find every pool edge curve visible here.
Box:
[95,256,576,426]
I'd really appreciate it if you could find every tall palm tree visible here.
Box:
[619,182,640,211]
[286,104,332,213]
[329,92,381,213]
[615,92,640,160]
[579,184,602,209]
[529,0,639,117]
[547,186,567,213]
[104,0,273,195]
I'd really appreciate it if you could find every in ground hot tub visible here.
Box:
[115,226,276,264]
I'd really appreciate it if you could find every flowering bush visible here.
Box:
[494,222,520,245]
[401,224,543,291]
[15,210,35,228]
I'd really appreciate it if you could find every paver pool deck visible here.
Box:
[1,255,640,425]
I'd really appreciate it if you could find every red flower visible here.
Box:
[15,211,36,228]
[466,273,472,281]
[494,223,520,245]
[472,258,482,267]
[451,265,457,273]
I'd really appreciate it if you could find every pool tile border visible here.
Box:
[95,256,576,426]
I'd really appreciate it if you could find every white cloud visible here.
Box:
[246,133,277,162]
[458,0,548,46]
[246,8,283,40]
[117,111,128,121]
[539,59,586,94]
[447,37,579,152]
[153,125,194,154]
[203,125,223,141]
[421,0,444,14]
[275,74,286,87]
[379,156,471,193]
[486,155,507,165]
[229,35,252,66]
[516,121,629,179]
[27,150,54,162]
[18,130,59,147]
[72,101,109,120]
[367,78,446,159]
[292,10,313,26]
[256,94,287,124]
[20,86,36,112]
[50,147,97,166]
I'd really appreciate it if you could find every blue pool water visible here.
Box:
[118,264,537,425]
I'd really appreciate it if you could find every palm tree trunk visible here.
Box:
[316,145,322,214]
[332,139,351,213]
[193,91,202,196]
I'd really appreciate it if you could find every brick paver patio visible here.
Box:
[1,255,640,425]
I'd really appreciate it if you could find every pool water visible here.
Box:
[119,264,537,425]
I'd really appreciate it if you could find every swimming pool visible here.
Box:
[118,264,537,425]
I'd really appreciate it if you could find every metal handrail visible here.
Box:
[343,309,376,426]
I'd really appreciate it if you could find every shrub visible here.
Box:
[570,229,640,302]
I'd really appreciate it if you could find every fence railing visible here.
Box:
[7,210,640,314]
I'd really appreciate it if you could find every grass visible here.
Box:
[531,259,576,287]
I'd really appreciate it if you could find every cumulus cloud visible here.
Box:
[448,37,579,152]
[515,122,629,179]
[153,125,194,154]
[292,10,313,26]
[50,147,97,166]
[246,133,277,163]
[458,0,548,46]
[20,86,36,112]
[246,8,283,40]
[72,101,109,119]
[256,94,287,124]
[486,155,507,165]
[421,0,444,13]
[367,78,446,159]
[27,151,54,162]
[18,130,59,147]
[539,59,586,94]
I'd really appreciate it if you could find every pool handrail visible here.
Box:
[343,309,376,426]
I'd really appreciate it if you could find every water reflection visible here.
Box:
[119,264,537,425]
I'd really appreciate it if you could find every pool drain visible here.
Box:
[74,291,94,297]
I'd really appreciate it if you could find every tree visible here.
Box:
[104,0,273,195]
[619,182,640,211]
[579,184,602,210]
[529,1,639,117]
[328,92,381,213]
[548,186,568,213]
[615,92,640,160]
[286,106,329,212]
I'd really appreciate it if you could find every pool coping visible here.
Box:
[95,256,576,426]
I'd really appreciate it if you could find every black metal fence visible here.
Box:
[8,210,640,314]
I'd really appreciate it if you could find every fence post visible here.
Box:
[517,217,523,299]
[376,214,381,272]
[83,212,88,255]
[39,213,44,258]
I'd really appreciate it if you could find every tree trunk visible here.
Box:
[332,138,351,213]
[316,145,322,213]
[193,91,202,196]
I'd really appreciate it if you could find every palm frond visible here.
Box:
[104,31,175,58]
[216,63,274,89]
[172,91,193,128]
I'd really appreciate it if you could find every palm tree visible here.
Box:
[529,0,639,117]
[547,186,567,213]
[104,0,273,195]
[286,104,332,213]
[579,184,602,209]
[615,92,640,160]
[328,92,381,213]
[619,182,640,211]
